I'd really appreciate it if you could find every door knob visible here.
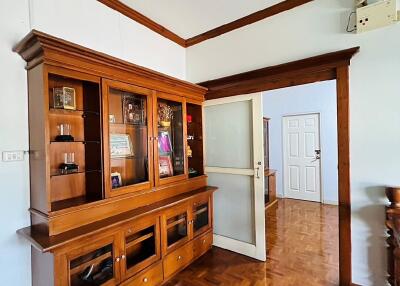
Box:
[312,150,321,162]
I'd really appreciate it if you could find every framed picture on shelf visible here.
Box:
[158,131,172,153]
[159,155,173,177]
[53,87,76,110]
[110,133,134,158]
[111,172,122,189]
[122,94,145,125]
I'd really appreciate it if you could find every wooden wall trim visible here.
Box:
[97,0,312,48]
[199,47,359,100]
[98,0,186,47]
[185,0,313,47]
[198,48,359,285]
[336,65,352,286]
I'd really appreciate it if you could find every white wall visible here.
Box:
[263,81,338,204]
[0,0,186,285]
[187,1,400,285]
[0,1,31,285]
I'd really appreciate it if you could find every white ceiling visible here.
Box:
[120,0,284,39]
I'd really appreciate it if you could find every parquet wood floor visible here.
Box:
[164,199,339,286]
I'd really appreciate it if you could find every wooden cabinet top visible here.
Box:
[18,186,217,253]
[13,29,207,100]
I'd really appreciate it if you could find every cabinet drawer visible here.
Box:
[163,242,193,278]
[121,262,163,286]
[193,230,213,258]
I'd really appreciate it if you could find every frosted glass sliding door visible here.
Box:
[204,93,266,261]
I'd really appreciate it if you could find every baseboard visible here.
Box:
[323,199,338,205]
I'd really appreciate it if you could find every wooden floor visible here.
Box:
[164,199,339,286]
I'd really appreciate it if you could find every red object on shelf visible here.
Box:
[187,114,192,123]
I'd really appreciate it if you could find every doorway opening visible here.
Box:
[262,80,339,284]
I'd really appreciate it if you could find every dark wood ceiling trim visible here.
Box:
[185,0,313,47]
[98,0,187,47]
[199,47,360,99]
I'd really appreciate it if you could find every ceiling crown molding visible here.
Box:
[98,0,187,47]
[185,0,313,47]
[98,0,313,48]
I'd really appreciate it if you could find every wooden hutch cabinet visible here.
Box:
[15,30,216,286]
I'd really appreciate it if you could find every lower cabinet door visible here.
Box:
[66,235,120,286]
[120,262,163,286]
[193,230,213,259]
[163,241,193,279]
[121,216,161,280]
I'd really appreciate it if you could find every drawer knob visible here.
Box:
[177,255,182,261]
[127,229,132,233]
[143,277,148,283]
[202,239,206,244]
[115,257,120,263]
[121,254,126,260]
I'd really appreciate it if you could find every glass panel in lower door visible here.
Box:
[125,225,156,271]
[69,244,114,286]
[166,212,188,247]
[193,202,209,234]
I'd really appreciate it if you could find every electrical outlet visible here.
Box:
[356,0,397,33]
[2,151,25,162]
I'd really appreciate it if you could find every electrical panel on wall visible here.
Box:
[356,0,399,33]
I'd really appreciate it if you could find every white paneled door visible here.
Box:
[283,113,321,202]
[204,93,266,261]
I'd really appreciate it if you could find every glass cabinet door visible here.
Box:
[103,80,153,197]
[155,93,186,185]
[68,236,119,286]
[121,218,160,279]
[192,199,211,237]
[162,204,191,253]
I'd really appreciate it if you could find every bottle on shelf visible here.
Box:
[59,152,79,174]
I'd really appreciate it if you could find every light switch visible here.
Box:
[2,151,25,162]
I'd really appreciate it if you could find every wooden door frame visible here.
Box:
[199,46,360,286]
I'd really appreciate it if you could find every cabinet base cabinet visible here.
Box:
[27,188,215,286]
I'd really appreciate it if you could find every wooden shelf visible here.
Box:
[49,108,99,116]
[50,140,100,144]
[70,252,112,275]
[167,217,186,229]
[194,207,208,216]
[51,196,98,212]
[110,123,146,128]
[126,232,154,249]
[50,169,101,177]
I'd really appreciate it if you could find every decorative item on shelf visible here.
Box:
[111,172,122,189]
[158,102,173,127]
[159,155,173,177]
[123,94,145,125]
[189,168,198,178]
[55,123,74,142]
[187,135,194,141]
[59,152,79,174]
[187,114,192,123]
[53,87,76,110]
[158,131,172,153]
[186,145,193,158]
[110,134,134,158]
[109,114,115,123]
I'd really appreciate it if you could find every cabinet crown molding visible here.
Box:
[13,29,207,100]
